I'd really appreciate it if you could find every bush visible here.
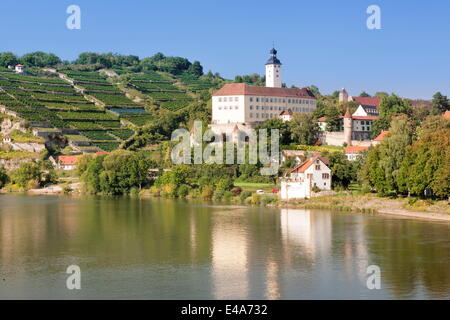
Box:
[177,184,190,198]
[0,167,9,188]
[201,185,214,199]
[239,190,252,202]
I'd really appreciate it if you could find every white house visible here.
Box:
[15,64,25,74]
[344,146,369,161]
[279,109,293,122]
[210,48,317,135]
[2,136,12,143]
[280,157,332,200]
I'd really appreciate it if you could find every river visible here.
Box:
[0,194,449,299]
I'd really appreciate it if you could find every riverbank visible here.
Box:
[280,193,450,222]
[2,185,449,222]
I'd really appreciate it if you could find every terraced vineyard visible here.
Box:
[0,70,137,152]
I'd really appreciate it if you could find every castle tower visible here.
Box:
[339,88,349,103]
[265,48,282,88]
[343,108,352,146]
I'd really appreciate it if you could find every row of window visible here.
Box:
[218,106,239,110]
[250,113,280,119]
[218,97,239,102]
[249,97,314,104]
[250,105,312,113]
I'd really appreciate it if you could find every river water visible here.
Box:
[0,194,449,299]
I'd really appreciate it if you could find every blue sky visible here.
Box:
[0,0,449,99]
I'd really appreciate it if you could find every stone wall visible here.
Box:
[1,118,26,136]
[0,158,35,171]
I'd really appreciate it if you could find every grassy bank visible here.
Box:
[280,193,450,216]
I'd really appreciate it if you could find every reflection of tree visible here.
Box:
[365,219,450,299]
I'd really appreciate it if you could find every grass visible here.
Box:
[0,150,40,159]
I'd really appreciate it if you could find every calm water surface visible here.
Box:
[0,194,449,299]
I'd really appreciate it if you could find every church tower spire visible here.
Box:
[265,47,282,88]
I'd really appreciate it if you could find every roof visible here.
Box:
[351,115,378,120]
[344,108,351,118]
[212,83,316,98]
[279,109,293,116]
[266,48,281,65]
[444,110,450,118]
[374,130,390,141]
[58,155,79,165]
[289,156,329,174]
[345,146,369,154]
[352,97,381,107]
[317,116,327,122]
[15,64,24,67]
[95,151,109,156]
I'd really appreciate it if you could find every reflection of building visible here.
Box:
[211,212,249,299]
[280,209,332,259]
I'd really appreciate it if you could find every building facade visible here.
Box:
[210,48,317,133]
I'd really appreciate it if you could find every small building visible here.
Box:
[3,136,12,143]
[279,109,293,122]
[372,130,389,145]
[280,156,331,200]
[15,64,25,74]
[345,145,369,161]
[58,155,80,171]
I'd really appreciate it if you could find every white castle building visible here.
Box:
[210,48,317,137]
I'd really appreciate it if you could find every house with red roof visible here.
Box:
[345,145,369,161]
[57,155,80,171]
[372,130,390,145]
[280,156,331,200]
[15,64,25,74]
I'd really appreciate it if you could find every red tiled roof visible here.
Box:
[352,97,381,107]
[212,83,316,99]
[351,115,378,120]
[15,64,24,67]
[344,108,351,118]
[374,130,389,141]
[290,156,328,173]
[345,146,369,154]
[317,116,327,122]
[95,152,109,156]
[279,109,293,116]
[58,155,79,165]
[444,110,450,118]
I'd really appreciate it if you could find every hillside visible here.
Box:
[0,64,222,153]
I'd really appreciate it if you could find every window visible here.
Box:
[235,106,238,110]
[256,113,259,118]
[315,165,321,170]
[250,97,253,102]
[307,174,313,179]
[270,98,273,102]
[288,99,291,103]
[322,173,330,179]
[256,98,259,102]
[218,107,222,110]
[250,105,253,110]
[235,97,238,101]
[250,113,253,118]
[219,98,222,102]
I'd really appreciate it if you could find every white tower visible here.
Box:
[265,48,282,88]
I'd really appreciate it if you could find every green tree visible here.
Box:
[397,116,449,198]
[431,92,449,114]
[289,113,320,145]
[10,161,41,189]
[0,166,8,188]
[21,52,61,67]
[324,152,356,189]
[359,91,371,97]
[0,52,19,68]
[187,61,203,77]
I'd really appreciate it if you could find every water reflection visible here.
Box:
[0,194,449,299]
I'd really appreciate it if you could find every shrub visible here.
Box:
[231,186,242,196]
[239,190,252,202]
[177,184,190,198]
[201,185,214,199]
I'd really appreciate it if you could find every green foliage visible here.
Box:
[0,166,9,188]
[289,113,320,145]
[0,52,19,67]
[10,160,56,189]
[81,150,152,195]
[323,152,357,189]
[21,52,61,67]
[431,92,449,114]
[397,117,449,198]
